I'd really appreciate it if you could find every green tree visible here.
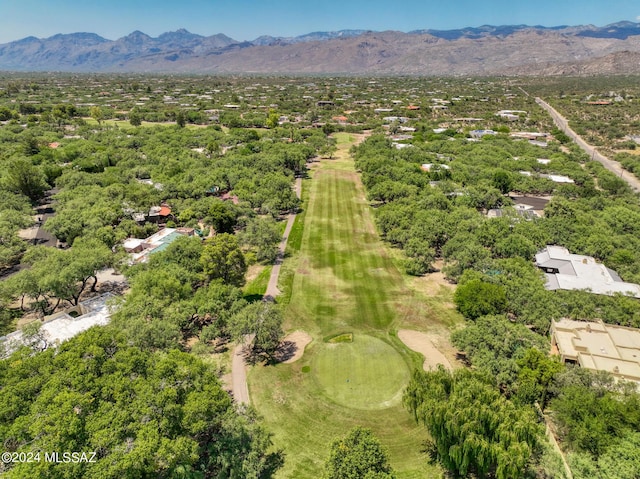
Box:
[0,328,282,479]
[550,371,640,457]
[266,110,280,129]
[200,233,247,287]
[230,302,284,362]
[22,133,40,156]
[404,367,542,479]
[515,348,563,407]
[176,110,186,128]
[3,158,48,202]
[128,109,142,127]
[492,169,513,194]
[239,217,281,263]
[403,238,435,276]
[89,106,103,125]
[451,315,549,394]
[9,238,113,311]
[494,233,537,260]
[453,279,507,319]
[206,200,238,234]
[325,427,395,479]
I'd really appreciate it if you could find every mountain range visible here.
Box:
[2,22,640,75]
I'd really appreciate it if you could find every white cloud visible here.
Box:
[637,15,640,22]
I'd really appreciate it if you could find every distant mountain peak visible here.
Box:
[1,21,640,75]
[123,30,151,39]
[158,28,203,40]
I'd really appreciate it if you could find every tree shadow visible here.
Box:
[272,340,297,363]
[243,293,264,303]
[241,339,296,366]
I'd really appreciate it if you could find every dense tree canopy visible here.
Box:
[404,367,543,479]
[0,327,282,479]
[201,233,247,287]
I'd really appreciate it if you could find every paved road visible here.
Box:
[231,337,253,405]
[230,176,303,405]
[264,176,303,300]
[535,97,640,194]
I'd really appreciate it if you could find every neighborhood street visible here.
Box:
[535,97,640,194]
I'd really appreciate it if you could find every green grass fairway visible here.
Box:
[313,334,409,410]
[249,134,450,478]
[83,118,208,129]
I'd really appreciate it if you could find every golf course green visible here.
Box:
[313,334,409,410]
[248,133,445,478]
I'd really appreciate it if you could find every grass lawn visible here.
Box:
[243,264,272,301]
[82,118,209,130]
[312,334,409,410]
[249,133,458,478]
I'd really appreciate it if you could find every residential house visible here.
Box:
[0,293,114,358]
[124,227,196,263]
[535,245,640,297]
[470,129,497,139]
[147,204,172,223]
[551,318,640,383]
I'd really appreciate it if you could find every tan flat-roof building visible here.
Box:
[551,318,640,383]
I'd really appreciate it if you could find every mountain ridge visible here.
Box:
[2,22,640,75]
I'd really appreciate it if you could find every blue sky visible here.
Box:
[0,0,639,44]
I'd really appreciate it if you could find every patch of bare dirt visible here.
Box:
[398,329,453,371]
[411,260,455,296]
[277,331,312,364]
[245,264,265,284]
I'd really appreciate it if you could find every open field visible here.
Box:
[249,132,462,478]
[82,118,209,129]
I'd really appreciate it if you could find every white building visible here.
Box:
[0,294,114,358]
[536,246,640,297]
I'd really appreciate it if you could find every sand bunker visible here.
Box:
[398,329,452,371]
[281,331,312,363]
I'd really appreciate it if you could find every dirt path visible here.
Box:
[535,97,640,193]
[398,329,453,371]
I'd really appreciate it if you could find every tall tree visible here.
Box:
[0,327,283,479]
[239,217,281,263]
[3,158,48,202]
[404,367,542,479]
[230,302,284,362]
[200,233,247,287]
[453,279,507,320]
[89,106,104,125]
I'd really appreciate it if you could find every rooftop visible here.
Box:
[125,227,195,263]
[536,246,640,298]
[0,294,113,357]
[551,318,640,383]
